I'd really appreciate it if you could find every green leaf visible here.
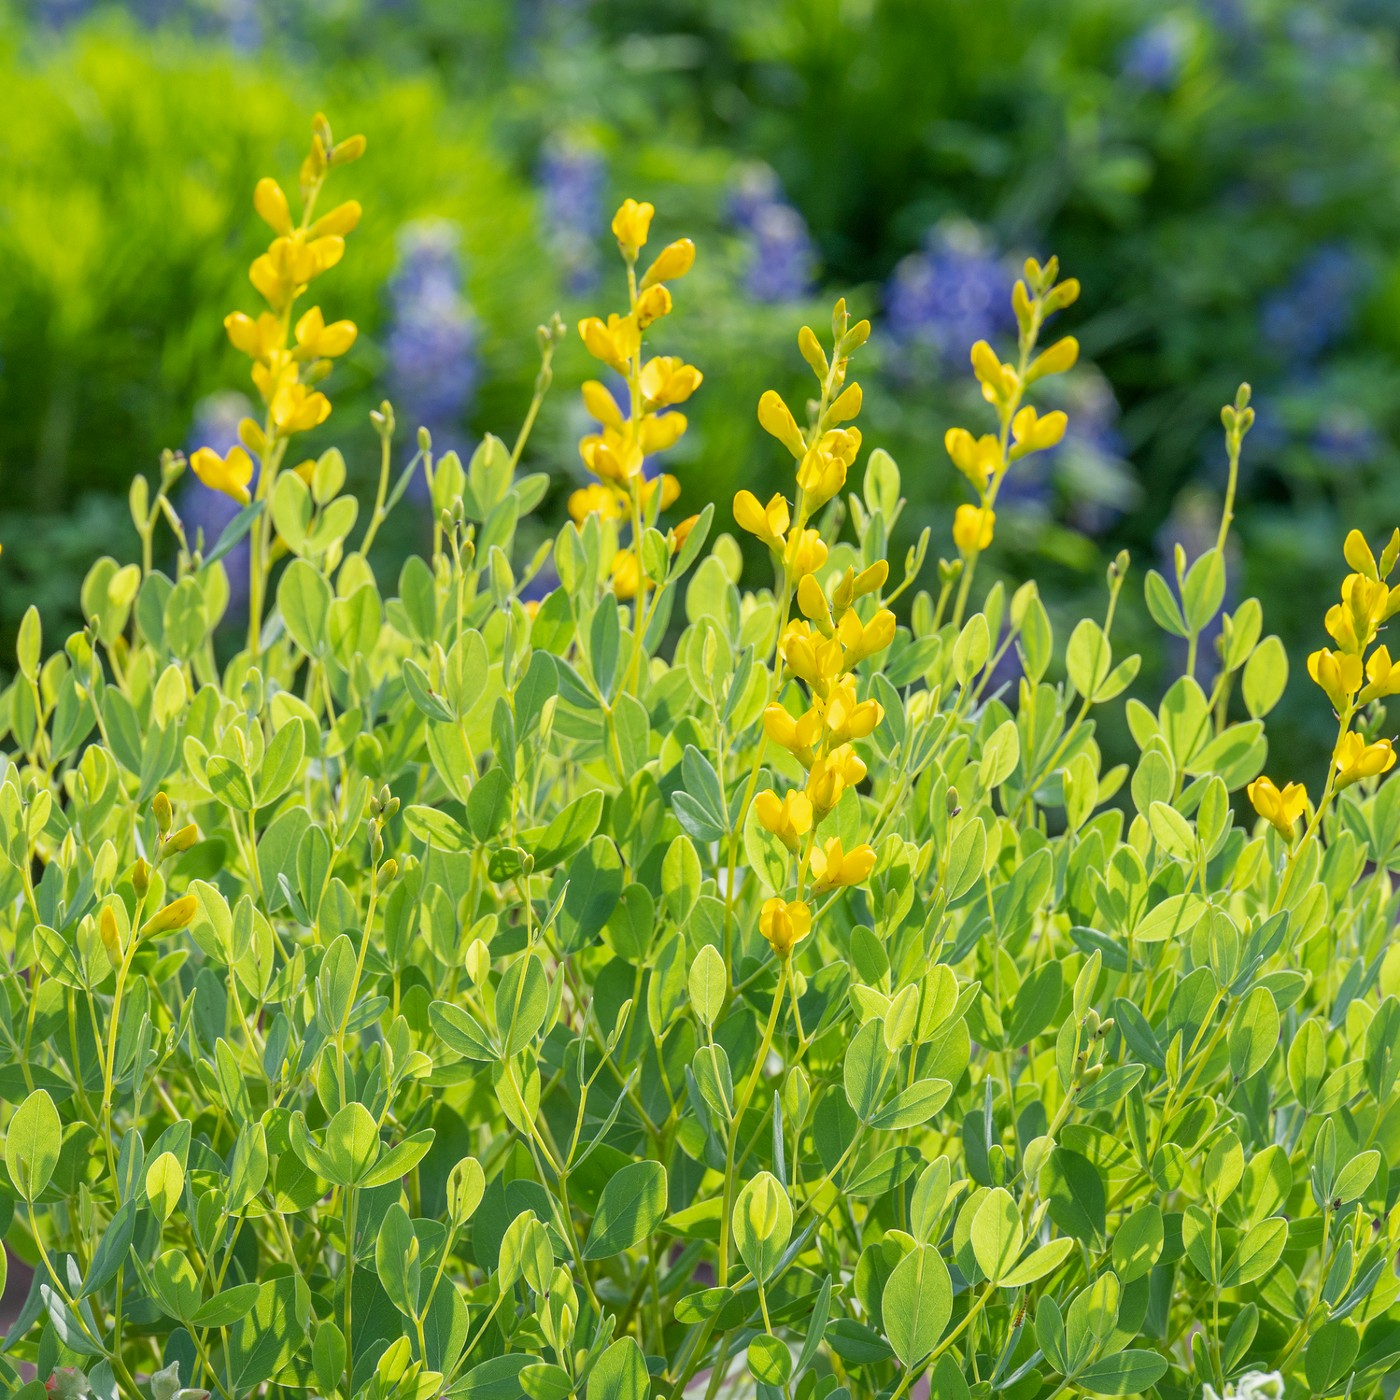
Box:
[496,953,549,1057]
[970,1187,1023,1283]
[191,1282,261,1329]
[530,789,603,868]
[999,1237,1075,1287]
[6,1089,61,1200]
[881,1243,952,1368]
[1111,1203,1163,1283]
[584,1160,668,1259]
[376,1202,421,1317]
[1076,1349,1168,1396]
[321,1102,381,1186]
[1229,985,1280,1081]
[1243,634,1289,718]
[732,1171,792,1283]
[1041,1147,1106,1245]
[278,559,332,659]
[587,1337,649,1400]
[688,944,727,1028]
[747,1334,792,1387]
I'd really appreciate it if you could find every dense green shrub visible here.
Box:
[2,116,1400,1400]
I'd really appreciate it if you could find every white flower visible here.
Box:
[1202,1372,1285,1400]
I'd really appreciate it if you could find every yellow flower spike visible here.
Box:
[568,483,628,524]
[759,897,812,958]
[581,381,627,432]
[754,788,814,852]
[757,390,808,460]
[577,315,640,374]
[611,198,655,258]
[786,529,828,578]
[190,445,255,506]
[1010,406,1068,457]
[1246,776,1308,841]
[1308,646,1364,711]
[837,608,897,668]
[1025,335,1080,383]
[1344,528,1380,581]
[825,382,862,427]
[1334,731,1397,789]
[953,504,995,554]
[641,238,696,290]
[270,377,332,435]
[253,177,294,236]
[640,357,703,407]
[796,575,834,634]
[294,306,358,360]
[762,704,821,764]
[809,837,878,893]
[733,490,790,549]
[635,284,673,328]
[944,428,1004,491]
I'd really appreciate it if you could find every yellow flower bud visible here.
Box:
[140,895,199,938]
[253,177,293,237]
[796,575,833,633]
[759,897,811,958]
[825,383,862,427]
[1344,528,1380,581]
[669,514,700,553]
[99,906,123,970]
[1025,335,1079,383]
[611,198,655,256]
[970,340,1018,404]
[190,446,254,506]
[152,792,173,835]
[308,199,363,238]
[640,238,695,290]
[610,549,651,601]
[163,824,200,856]
[635,283,672,328]
[582,381,628,432]
[758,390,808,460]
[953,504,995,554]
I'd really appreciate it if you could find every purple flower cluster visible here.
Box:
[728,165,816,304]
[1260,244,1368,367]
[883,222,1012,371]
[386,219,479,459]
[1119,15,1192,91]
[538,136,607,295]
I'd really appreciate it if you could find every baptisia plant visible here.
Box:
[2,115,1400,1400]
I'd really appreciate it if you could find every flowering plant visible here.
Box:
[2,117,1399,1400]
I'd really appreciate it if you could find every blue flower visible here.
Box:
[1120,16,1193,91]
[728,165,816,304]
[1260,244,1369,367]
[386,219,479,462]
[883,221,1012,371]
[538,136,607,295]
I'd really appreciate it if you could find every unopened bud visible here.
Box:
[163,824,199,856]
[377,859,398,889]
[152,792,173,836]
[132,858,150,898]
[141,895,199,937]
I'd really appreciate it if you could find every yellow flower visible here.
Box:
[754,788,813,851]
[805,745,867,816]
[190,445,254,506]
[638,413,687,454]
[249,234,345,312]
[1325,573,1391,654]
[953,504,995,554]
[1025,335,1079,382]
[786,529,828,578]
[808,837,877,893]
[1361,645,1400,703]
[733,490,791,549]
[635,284,672,327]
[640,357,703,407]
[580,430,644,484]
[1308,647,1364,711]
[781,621,844,692]
[762,703,822,763]
[816,676,883,744]
[1246,776,1308,840]
[269,377,332,435]
[610,549,651,600]
[669,514,700,553]
[581,380,627,432]
[253,177,294,236]
[224,310,286,363]
[294,305,358,360]
[1334,731,1396,789]
[577,314,641,374]
[757,390,807,460]
[759,897,811,957]
[611,198,655,257]
[140,895,200,937]
[640,473,682,513]
[836,608,896,668]
[970,340,1018,405]
[944,428,1003,491]
[640,238,695,289]
[1010,406,1068,457]
[308,199,363,239]
[796,429,862,509]
[568,483,627,524]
